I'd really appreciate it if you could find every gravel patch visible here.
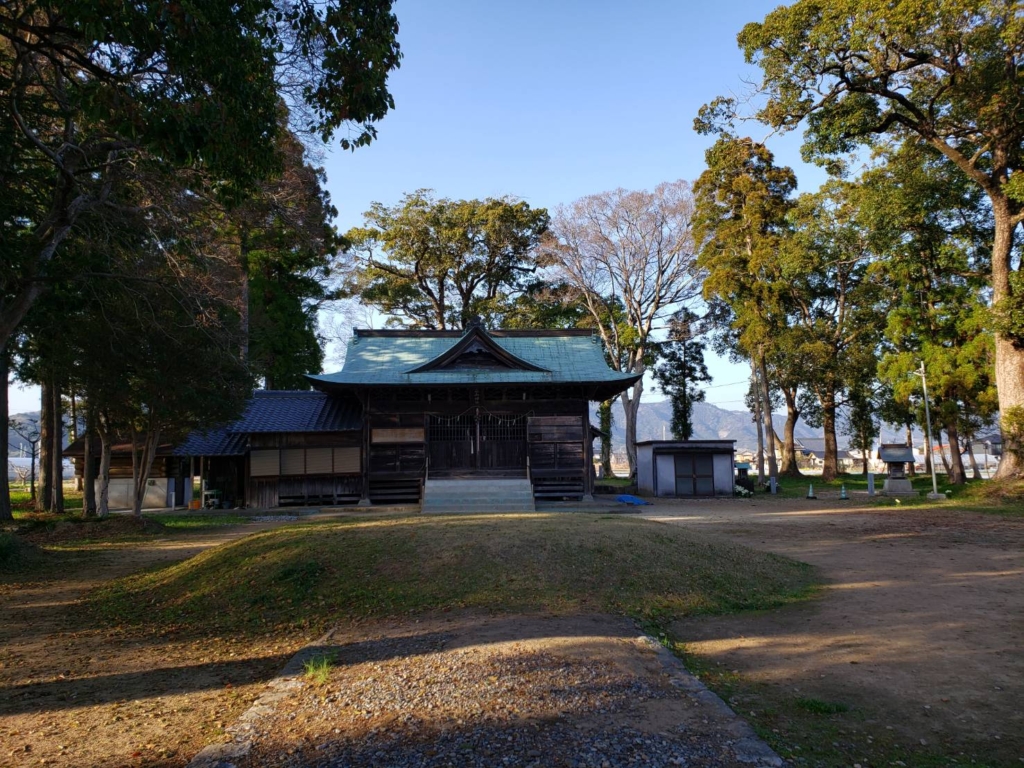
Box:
[213,615,780,768]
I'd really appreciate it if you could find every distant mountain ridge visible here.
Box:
[599,400,915,453]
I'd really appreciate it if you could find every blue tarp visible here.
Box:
[616,494,652,506]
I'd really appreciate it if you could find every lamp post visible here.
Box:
[914,362,943,500]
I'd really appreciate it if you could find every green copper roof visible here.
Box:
[307,328,638,398]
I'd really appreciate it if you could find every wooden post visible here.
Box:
[582,401,594,501]
[358,389,371,506]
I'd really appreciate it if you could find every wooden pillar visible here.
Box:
[582,399,594,501]
[358,389,371,506]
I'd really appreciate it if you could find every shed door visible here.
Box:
[674,453,715,496]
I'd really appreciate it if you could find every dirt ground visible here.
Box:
[0,522,303,768]
[3,501,1022,767]
[645,499,1024,765]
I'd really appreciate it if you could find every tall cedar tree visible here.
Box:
[699,0,1024,477]
[348,191,550,330]
[232,128,339,388]
[693,137,797,480]
[547,181,702,477]
[783,182,884,480]
[865,146,997,484]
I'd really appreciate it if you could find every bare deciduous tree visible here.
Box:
[546,180,703,476]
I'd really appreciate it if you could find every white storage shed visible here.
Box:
[637,440,736,497]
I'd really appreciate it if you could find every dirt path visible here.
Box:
[0,522,302,768]
[644,499,1024,765]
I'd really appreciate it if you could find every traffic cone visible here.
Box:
[806,484,817,499]
[839,484,848,500]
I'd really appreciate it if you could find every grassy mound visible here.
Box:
[19,515,168,543]
[0,531,43,572]
[93,514,817,637]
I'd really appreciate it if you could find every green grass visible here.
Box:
[91,513,818,637]
[794,697,849,715]
[9,483,84,512]
[144,514,248,529]
[753,474,1024,516]
[303,653,336,685]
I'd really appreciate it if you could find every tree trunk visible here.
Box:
[944,419,966,485]
[964,437,982,480]
[758,354,778,482]
[0,347,11,522]
[778,386,802,477]
[991,202,1024,479]
[70,392,83,491]
[821,402,839,482]
[29,442,36,502]
[130,423,161,517]
[51,381,64,514]
[619,383,642,480]
[97,424,112,518]
[38,380,52,512]
[83,415,97,518]
[239,226,250,364]
[937,430,951,475]
[0,185,96,349]
[751,364,765,485]
[599,400,614,477]
[905,424,916,476]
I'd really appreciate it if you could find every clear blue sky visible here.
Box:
[8,0,826,415]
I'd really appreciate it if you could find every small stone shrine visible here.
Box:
[878,444,917,496]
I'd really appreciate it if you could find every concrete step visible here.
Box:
[422,478,536,514]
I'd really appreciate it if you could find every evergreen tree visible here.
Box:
[694,136,797,481]
[653,309,711,440]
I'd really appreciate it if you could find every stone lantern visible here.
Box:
[878,444,916,496]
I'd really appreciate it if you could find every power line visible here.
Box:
[702,379,749,390]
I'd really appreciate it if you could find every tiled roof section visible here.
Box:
[878,444,915,463]
[308,329,639,389]
[64,437,178,458]
[174,429,247,457]
[796,437,850,454]
[232,391,362,433]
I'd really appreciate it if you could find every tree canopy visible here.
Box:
[699,0,1024,476]
[347,191,551,330]
[546,180,701,475]
[0,0,401,346]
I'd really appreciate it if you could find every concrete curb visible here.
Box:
[635,634,784,767]
[186,633,333,768]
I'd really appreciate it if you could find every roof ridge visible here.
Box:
[253,389,327,397]
[353,328,595,338]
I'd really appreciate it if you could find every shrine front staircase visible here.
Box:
[421,477,536,514]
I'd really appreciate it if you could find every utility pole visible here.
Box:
[914,362,943,500]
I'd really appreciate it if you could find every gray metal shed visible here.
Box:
[637,440,736,497]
